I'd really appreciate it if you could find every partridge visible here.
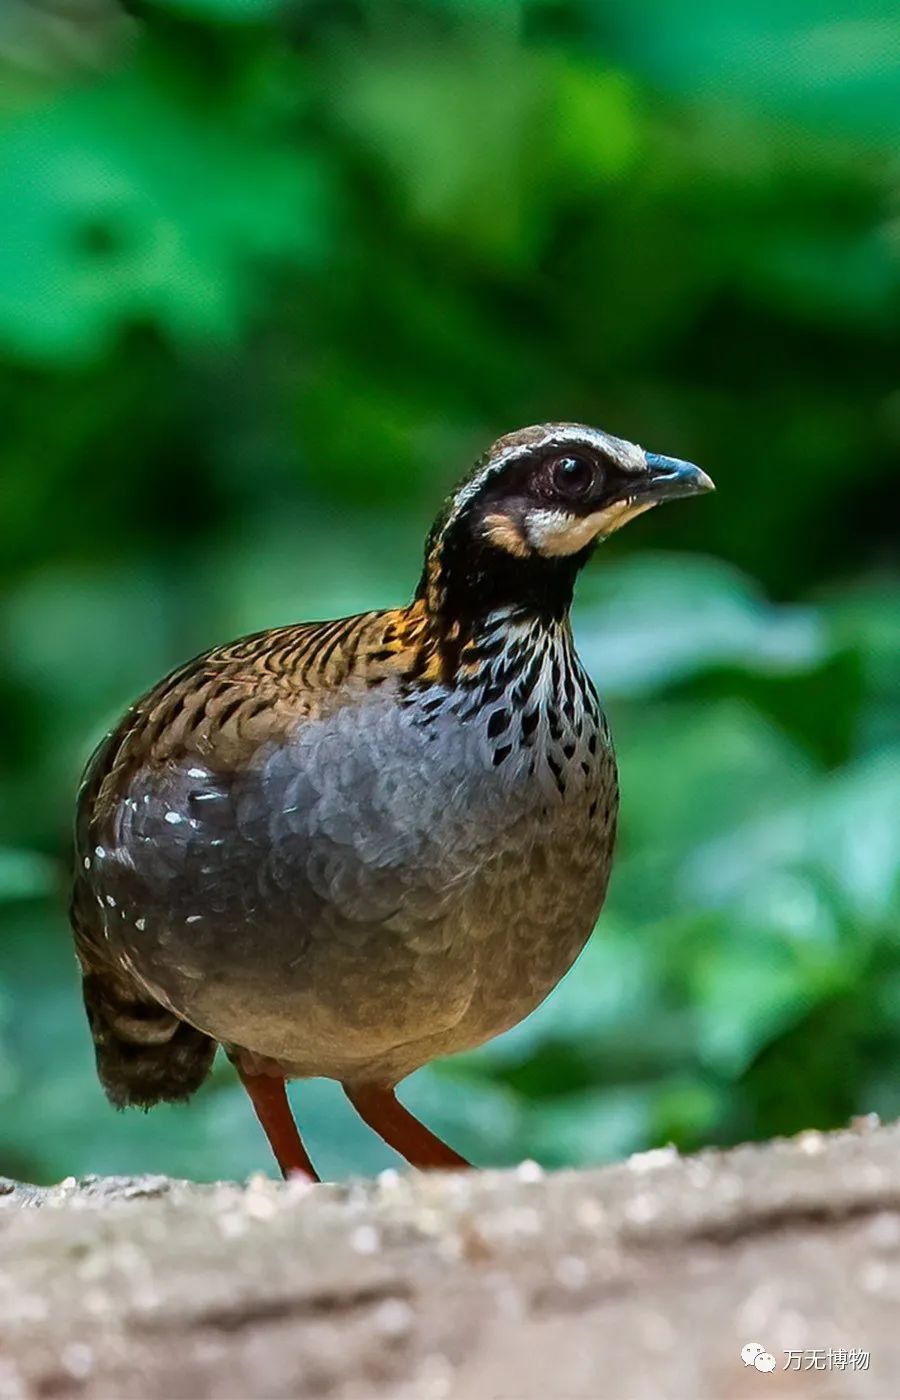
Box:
[71,423,713,1180]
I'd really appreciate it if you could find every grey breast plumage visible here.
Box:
[77,609,618,1084]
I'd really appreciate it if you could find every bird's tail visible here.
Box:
[81,970,216,1109]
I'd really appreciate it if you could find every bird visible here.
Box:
[70,422,713,1181]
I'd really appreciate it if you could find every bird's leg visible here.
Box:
[237,1066,319,1182]
[343,1082,470,1170]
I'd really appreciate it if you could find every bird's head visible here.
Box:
[419,422,714,623]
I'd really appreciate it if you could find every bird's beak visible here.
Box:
[640,453,716,505]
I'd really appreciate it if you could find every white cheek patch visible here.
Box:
[525,500,657,556]
[525,508,593,556]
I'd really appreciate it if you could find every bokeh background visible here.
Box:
[1,0,898,1184]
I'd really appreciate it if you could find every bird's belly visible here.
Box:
[91,693,617,1082]
[102,791,613,1083]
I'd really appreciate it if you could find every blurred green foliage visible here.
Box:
[0,0,898,1183]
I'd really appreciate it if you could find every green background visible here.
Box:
[1,0,898,1183]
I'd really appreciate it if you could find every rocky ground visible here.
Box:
[2,1121,899,1399]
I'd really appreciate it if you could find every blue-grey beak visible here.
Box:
[642,452,715,504]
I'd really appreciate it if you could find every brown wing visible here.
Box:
[70,604,436,1107]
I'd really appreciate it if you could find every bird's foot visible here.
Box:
[343,1081,470,1170]
[237,1066,319,1182]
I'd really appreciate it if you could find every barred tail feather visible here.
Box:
[82,972,216,1109]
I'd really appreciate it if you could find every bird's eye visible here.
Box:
[549,454,596,498]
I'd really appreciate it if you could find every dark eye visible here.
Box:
[549,453,596,498]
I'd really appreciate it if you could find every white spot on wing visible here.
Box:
[164,811,182,825]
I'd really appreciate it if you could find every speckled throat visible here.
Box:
[399,602,611,804]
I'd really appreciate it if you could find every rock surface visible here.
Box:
[2,1121,898,1399]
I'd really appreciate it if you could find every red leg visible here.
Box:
[343,1082,470,1170]
[237,1068,319,1182]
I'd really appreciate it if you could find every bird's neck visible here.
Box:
[393,594,604,801]
[415,528,585,646]
[398,564,581,698]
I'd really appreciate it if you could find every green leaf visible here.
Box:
[329,37,639,265]
[145,0,282,21]
[524,1086,653,1167]
[0,64,327,362]
[693,934,848,1078]
[0,848,58,902]
[593,0,900,146]
[576,553,827,696]
[684,749,900,923]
